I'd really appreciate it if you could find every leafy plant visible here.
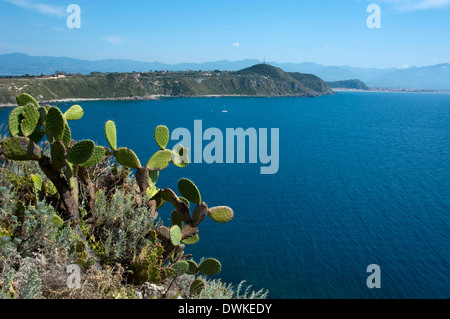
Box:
[0,93,240,299]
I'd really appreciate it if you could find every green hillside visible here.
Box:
[0,64,334,105]
[326,79,369,90]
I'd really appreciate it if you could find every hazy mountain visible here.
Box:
[0,53,260,75]
[1,53,449,89]
[368,64,450,90]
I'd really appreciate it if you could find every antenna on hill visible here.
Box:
[263,57,266,65]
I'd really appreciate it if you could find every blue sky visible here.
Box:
[0,0,449,68]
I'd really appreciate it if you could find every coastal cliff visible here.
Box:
[0,64,334,105]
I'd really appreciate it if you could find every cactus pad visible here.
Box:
[177,178,201,204]
[169,225,182,246]
[64,105,84,120]
[148,170,159,185]
[104,120,117,150]
[20,104,41,137]
[8,106,24,136]
[190,279,206,296]
[50,141,66,170]
[182,234,199,245]
[171,144,189,168]
[146,184,159,198]
[198,258,221,276]
[178,196,190,208]
[46,107,65,141]
[1,136,41,160]
[146,149,172,171]
[79,146,105,168]
[28,127,46,144]
[114,147,141,169]
[135,166,149,191]
[208,206,234,223]
[37,106,47,124]
[186,260,199,275]
[171,210,183,228]
[154,125,170,150]
[172,261,189,276]
[16,93,39,108]
[66,140,95,164]
[62,122,72,148]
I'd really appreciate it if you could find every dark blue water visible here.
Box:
[1,92,449,299]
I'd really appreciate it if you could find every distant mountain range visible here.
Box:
[1,53,449,90]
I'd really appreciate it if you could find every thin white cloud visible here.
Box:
[379,0,450,10]
[232,42,240,47]
[2,0,66,17]
[102,36,126,46]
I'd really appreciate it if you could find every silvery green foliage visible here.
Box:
[0,200,76,257]
[0,175,78,259]
[193,278,268,299]
[20,268,42,299]
[0,265,17,299]
[94,188,161,261]
[233,280,269,299]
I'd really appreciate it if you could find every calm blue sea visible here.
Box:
[1,92,449,299]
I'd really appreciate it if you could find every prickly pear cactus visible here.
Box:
[182,234,199,245]
[178,196,190,208]
[146,149,172,171]
[66,140,95,165]
[28,126,45,144]
[198,258,221,276]
[46,106,65,141]
[172,260,189,276]
[114,147,141,169]
[135,166,149,192]
[8,106,25,136]
[186,260,199,275]
[190,278,206,296]
[104,120,117,150]
[208,206,234,223]
[171,144,189,168]
[5,94,235,283]
[178,178,201,204]
[37,106,47,123]
[169,225,182,246]
[79,146,105,168]
[20,104,40,137]
[171,210,184,229]
[0,136,41,160]
[50,141,66,170]
[16,93,39,108]
[62,122,72,148]
[149,170,159,185]
[154,125,170,150]
[64,104,84,120]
